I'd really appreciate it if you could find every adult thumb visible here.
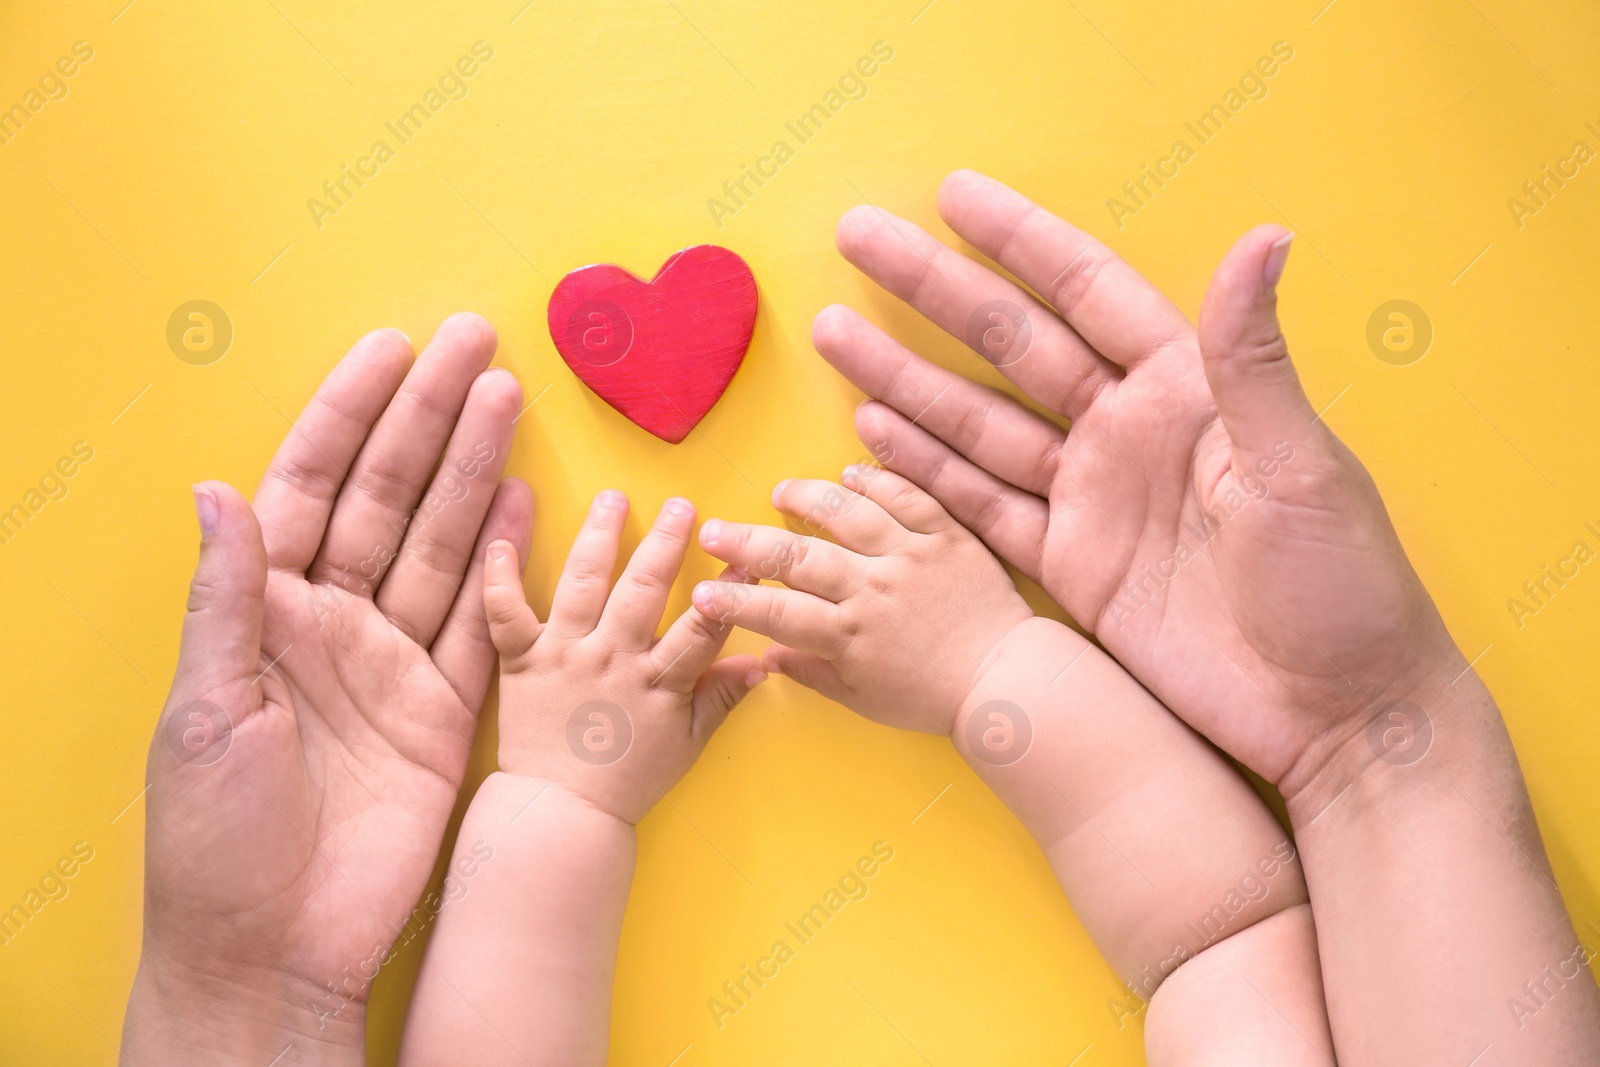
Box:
[174,481,268,698]
[1197,225,1320,457]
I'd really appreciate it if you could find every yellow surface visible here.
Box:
[2,1,1598,1063]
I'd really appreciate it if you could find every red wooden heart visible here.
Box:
[547,245,757,444]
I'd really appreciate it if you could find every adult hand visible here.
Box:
[123,315,532,1065]
[816,174,1600,1064]
[814,170,1460,796]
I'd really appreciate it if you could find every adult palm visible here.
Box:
[127,315,532,1060]
[814,171,1458,791]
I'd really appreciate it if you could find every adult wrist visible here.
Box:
[1279,648,1504,832]
[124,942,365,1066]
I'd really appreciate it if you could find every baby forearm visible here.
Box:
[1285,667,1600,1064]
[399,772,636,1067]
[952,618,1309,990]
[1143,902,1332,1065]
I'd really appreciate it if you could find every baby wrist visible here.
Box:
[952,617,1084,765]
[469,771,635,836]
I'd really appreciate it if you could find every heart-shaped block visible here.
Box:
[547,245,757,444]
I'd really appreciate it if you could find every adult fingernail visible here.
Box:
[598,489,627,509]
[193,486,219,538]
[665,497,694,517]
[692,581,718,609]
[1264,232,1293,293]
[745,668,769,688]
[701,518,724,546]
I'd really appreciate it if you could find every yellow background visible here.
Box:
[2,0,1598,1063]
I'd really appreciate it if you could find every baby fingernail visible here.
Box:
[771,479,791,506]
[842,464,864,486]
[701,518,723,545]
[192,486,219,537]
[692,581,718,608]
[487,541,510,562]
[598,489,627,509]
[745,668,769,687]
[665,496,694,517]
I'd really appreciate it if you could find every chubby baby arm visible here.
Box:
[957,617,1331,1062]
[695,467,1331,1063]
[398,493,763,1067]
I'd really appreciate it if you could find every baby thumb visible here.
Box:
[175,482,268,697]
[691,655,766,742]
[1197,225,1320,458]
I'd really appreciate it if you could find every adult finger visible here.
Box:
[308,313,498,593]
[699,518,857,600]
[598,498,696,647]
[854,402,1049,582]
[1197,226,1320,458]
[430,478,536,710]
[936,170,1194,368]
[545,490,628,640]
[834,204,1119,417]
[377,368,521,646]
[812,305,1067,497]
[174,482,268,698]
[253,328,412,573]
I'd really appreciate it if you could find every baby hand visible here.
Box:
[483,492,764,823]
[691,467,1032,733]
